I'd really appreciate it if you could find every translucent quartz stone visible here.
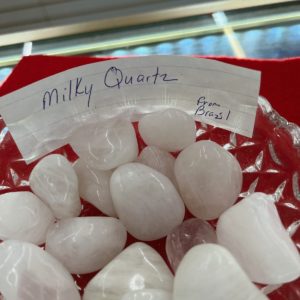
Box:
[0,191,55,245]
[137,146,177,187]
[121,289,172,300]
[110,163,185,241]
[46,217,127,274]
[173,244,268,300]
[138,108,196,152]
[83,242,173,300]
[29,154,81,219]
[0,240,80,300]
[175,140,242,220]
[69,118,138,170]
[217,192,300,284]
[166,218,217,272]
[73,159,116,217]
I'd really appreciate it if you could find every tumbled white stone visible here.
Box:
[166,218,217,272]
[173,244,268,300]
[217,192,300,284]
[0,240,80,300]
[29,154,81,219]
[69,118,138,170]
[73,159,116,216]
[121,289,172,300]
[137,146,177,186]
[110,163,185,241]
[45,217,127,274]
[138,108,196,152]
[83,242,173,300]
[0,191,55,245]
[174,140,242,220]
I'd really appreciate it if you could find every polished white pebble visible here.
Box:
[46,217,127,274]
[138,108,196,152]
[121,289,172,300]
[174,140,242,220]
[0,240,80,300]
[73,159,116,216]
[217,192,300,284]
[0,191,54,245]
[110,163,185,241]
[173,244,268,300]
[69,118,138,170]
[29,154,81,219]
[0,192,55,245]
[83,242,173,300]
[137,146,177,186]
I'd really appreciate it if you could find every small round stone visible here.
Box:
[46,217,127,274]
[29,154,81,219]
[166,218,217,272]
[139,108,196,152]
[0,191,55,245]
[173,244,268,300]
[0,240,81,300]
[137,146,177,186]
[110,163,185,241]
[217,193,300,285]
[175,140,242,220]
[83,242,173,300]
[69,118,138,170]
[73,159,116,217]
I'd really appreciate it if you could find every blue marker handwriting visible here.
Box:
[195,96,231,121]
[104,66,178,89]
[42,77,93,110]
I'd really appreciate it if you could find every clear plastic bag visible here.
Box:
[0,72,299,298]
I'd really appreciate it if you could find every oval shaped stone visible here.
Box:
[83,242,173,300]
[46,217,127,274]
[217,192,300,284]
[166,218,217,272]
[0,191,55,245]
[0,240,80,300]
[121,289,172,300]
[137,146,177,186]
[73,159,116,217]
[139,108,196,152]
[173,244,268,300]
[174,140,242,220]
[29,154,81,219]
[110,163,185,241]
[70,118,138,170]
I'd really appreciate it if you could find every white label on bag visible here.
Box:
[0,56,261,163]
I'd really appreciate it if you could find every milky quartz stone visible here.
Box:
[138,108,196,152]
[121,289,172,300]
[174,140,242,220]
[29,154,81,219]
[217,192,300,284]
[0,240,80,300]
[110,163,185,241]
[83,242,173,300]
[137,146,177,186]
[166,218,217,272]
[0,191,54,245]
[173,244,268,300]
[45,217,127,274]
[73,159,116,216]
[69,118,138,170]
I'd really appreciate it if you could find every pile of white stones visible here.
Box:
[0,108,299,300]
